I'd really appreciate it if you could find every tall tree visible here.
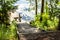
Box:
[41,0,44,13]
[35,0,37,16]
[40,0,44,21]
[26,0,38,16]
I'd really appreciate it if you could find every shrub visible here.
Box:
[30,13,59,31]
[0,20,18,40]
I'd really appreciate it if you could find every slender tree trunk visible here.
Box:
[40,0,44,21]
[58,15,60,30]
[35,0,37,16]
[41,0,44,13]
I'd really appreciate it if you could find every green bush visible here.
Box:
[0,20,18,40]
[30,13,59,31]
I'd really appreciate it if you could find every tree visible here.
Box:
[48,0,60,30]
[26,0,38,16]
[35,0,37,16]
[41,0,44,13]
[40,0,44,21]
[0,0,18,26]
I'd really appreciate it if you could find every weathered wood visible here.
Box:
[18,31,60,40]
[17,23,60,40]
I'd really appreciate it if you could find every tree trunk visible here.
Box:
[35,0,37,16]
[41,0,44,13]
[40,0,44,21]
[58,15,60,30]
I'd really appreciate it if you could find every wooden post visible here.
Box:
[19,13,21,22]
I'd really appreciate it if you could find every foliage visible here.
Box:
[0,0,18,40]
[48,0,60,30]
[30,13,59,31]
[0,20,18,40]
[48,0,60,17]
[0,0,18,25]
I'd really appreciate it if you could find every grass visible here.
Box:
[0,21,18,40]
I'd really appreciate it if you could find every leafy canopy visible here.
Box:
[0,0,18,24]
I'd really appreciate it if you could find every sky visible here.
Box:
[14,0,35,22]
[14,0,60,23]
[14,0,29,5]
[14,0,45,22]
